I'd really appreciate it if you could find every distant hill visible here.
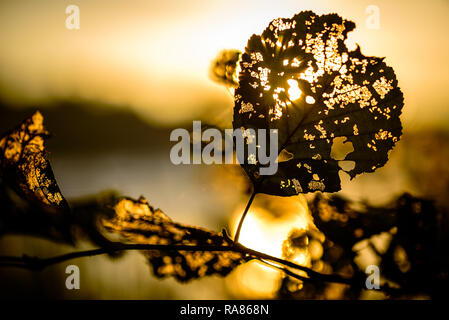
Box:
[0,99,173,154]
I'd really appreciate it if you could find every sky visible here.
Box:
[0,0,448,129]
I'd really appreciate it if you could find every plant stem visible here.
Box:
[0,240,403,293]
[0,242,354,286]
[233,190,256,243]
[257,258,309,283]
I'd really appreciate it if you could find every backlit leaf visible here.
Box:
[233,11,403,195]
[0,111,71,241]
[103,197,246,282]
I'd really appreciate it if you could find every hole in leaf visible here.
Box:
[277,149,294,162]
[305,96,315,104]
[331,137,354,160]
[338,160,356,171]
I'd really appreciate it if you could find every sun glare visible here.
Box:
[227,197,312,298]
[287,79,302,101]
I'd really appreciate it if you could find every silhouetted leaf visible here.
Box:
[305,193,449,298]
[0,111,68,209]
[233,11,403,195]
[0,111,72,242]
[309,193,396,247]
[379,194,449,298]
[103,197,246,282]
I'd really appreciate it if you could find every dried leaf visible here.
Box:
[233,11,403,195]
[0,111,71,241]
[210,49,242,88]
[103,197,246,282]
[307,193,449,298]
[0,111,68,209]
[309,193,397,247]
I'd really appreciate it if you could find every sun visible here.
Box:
[226,196,312,298]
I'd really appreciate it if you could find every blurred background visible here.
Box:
[0,0,448,299]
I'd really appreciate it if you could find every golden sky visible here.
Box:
[0,0,448,129]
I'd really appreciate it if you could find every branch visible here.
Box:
[257,258,310,283]
[0,242,356,286]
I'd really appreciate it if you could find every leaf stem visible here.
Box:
[233,190,257,243]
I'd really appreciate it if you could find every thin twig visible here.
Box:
[233,191,257,243]
[257,258,310,283]
[236,243,354,285]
